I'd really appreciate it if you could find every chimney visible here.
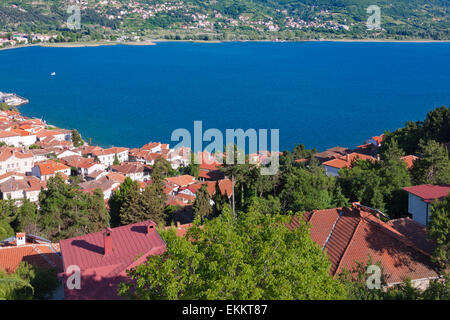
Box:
[103,228,112,255]
[16,232,26,246]
[176,221,181,228]
[147,222,156,236]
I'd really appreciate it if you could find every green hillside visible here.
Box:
[0,0,448,41]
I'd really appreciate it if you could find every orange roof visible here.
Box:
[11,128,31,136]
[96,147,129,156]
[288,205,439,285]
[401,155,418,169]
[165,175,196,188]
[36,160,70,175]
[106,172,127,183]
[0,146,33,161]
[61,155,96,169]
[322,152,375,169]
[0,244,62,274]
[0,130,20,138]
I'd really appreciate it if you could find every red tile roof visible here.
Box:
[165,175,196,188]
[36,160,70,175]
[60,220,166,300]
[288,205,439,285]
[0,244,62,274]
[322,152,375,169]
[403,184,450,203]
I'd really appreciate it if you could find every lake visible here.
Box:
[0,41,449,152]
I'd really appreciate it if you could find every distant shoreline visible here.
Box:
[1,38,449,52]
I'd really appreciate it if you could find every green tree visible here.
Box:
[188,152,200,179]
[212,181,228,214]
[428,194,450,269]
[380,138,405,162]
[0,220,15,242]
[109,177,138,227]
[332,185,350,208]
[411,140,450,185]
[14,199,38,234]
[71,129,83,147]
[339,158,410,217]
[38,175,109,240]
[140,157,168,224]
[422,106,450,143]
[119,181,144,225]
[279,165,334,212]
[85,188,110,233]
[0,262,59,300]
[118,207,347,300]
[113,153,120,165]
[193,184,212,222]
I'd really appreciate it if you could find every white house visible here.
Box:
[0,129,37,147]
[95,147,129,166]
[0,147,34,175]
[31,160,71,181]
[403,185,450,226]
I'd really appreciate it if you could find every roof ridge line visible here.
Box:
[322,209,344,252]
[332,215,363,276]
[32,244,57,268]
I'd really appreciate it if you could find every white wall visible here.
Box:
[324,165,340,177]
[408,193,430,226]
[0,155,33,175]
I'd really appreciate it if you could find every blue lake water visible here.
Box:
[0,42,449,152]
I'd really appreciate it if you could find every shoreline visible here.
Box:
[1,38,449,51]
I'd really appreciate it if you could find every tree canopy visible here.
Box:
[118,206,347,300]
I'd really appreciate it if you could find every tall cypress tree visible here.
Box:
[119,182,144,225]
[193,184,212,222]
[141,158,168,225]
[212,181,227,215]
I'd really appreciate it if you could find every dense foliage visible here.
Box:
[118,206,347,299]
[0,262,59,300]
[37,175,110,240]
[428,194,450,269]
[110,158,168,227]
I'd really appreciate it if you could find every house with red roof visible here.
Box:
[60,155,106,177]
[0,232,62,274]
[403,184,450,226]
[322,152,376,177]
[288,203,440,289]
[31,160,71,181]
[0,146,34,175]
[0,175,46,203]
[94,147,129,166]
[59,220,166,300]
[111,162,151,182]
[165,174,196,189]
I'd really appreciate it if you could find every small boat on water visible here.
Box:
[51,72,56,76]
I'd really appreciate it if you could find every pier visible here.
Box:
[0,91,29,107]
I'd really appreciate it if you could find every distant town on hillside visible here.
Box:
[0,0,449,48]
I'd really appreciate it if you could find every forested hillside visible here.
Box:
[0,0,448,41]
